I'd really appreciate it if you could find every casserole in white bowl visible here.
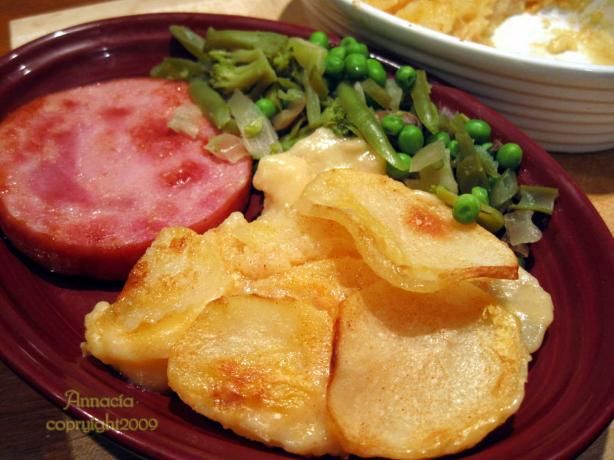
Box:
[302,0,614,153]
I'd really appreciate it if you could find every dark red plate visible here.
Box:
[0,13,612,460]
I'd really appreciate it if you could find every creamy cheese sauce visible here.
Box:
[253,128,385,209]
[479,267,554,353]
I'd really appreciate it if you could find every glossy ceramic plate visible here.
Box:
[0,13,612,460]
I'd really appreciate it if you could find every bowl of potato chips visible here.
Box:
[302,0,614,153]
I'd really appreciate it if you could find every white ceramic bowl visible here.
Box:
[302,0,614,153]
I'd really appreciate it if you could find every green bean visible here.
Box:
[188,79,231,130]
[490,169,519,208]
[204,28,288,59]
[290,37,328,99]
[169,25,209,62]
[410,70,439,134]
[303,70,321,128]
[510,185,559,215]
[475,145,500,177]
[456,152,489,194]
[360,79,391,108]
[336,82,410,171]
[150,57,206,81]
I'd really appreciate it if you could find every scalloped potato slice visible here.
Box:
[168,295,343,457]
[243,257,379,314]
[83,225,235,390]
[298,169,518,292]
[83,208,359,390]
[474,266,554,352]
[223,209,359,280]
[328,280,529,459]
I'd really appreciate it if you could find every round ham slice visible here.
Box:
[0,78,252,279]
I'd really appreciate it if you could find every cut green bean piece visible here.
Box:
[448,113,470,136]
[169,25,209,62]
[510,185,559,215]
[337,82,409,171]
[476,144,500,178]
[456,152,489,194]
[303,70,321,128]
[204,28,288,59]
[290,37,328,99]
[410,70,439,134]
[491,169,519,209]
[188,79,231,130]
[150,57,207,81]
[360,79,392,109]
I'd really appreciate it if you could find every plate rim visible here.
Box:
[0,11,613,460]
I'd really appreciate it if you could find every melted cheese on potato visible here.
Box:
[254,128,385,209]
[475,267,554,353]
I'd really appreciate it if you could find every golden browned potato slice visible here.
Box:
[298,169,518,292]
[474,267,554,353]
[222,209,359,280]
[243,257,379,315]
[82,225,234,390]
[328,280,529,459]
[168,295,343,457]
[83,205,360,390]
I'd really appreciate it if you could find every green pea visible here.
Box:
[340,36,358,48]
[395,65,417,90]
[398,124,424,155]
[344,53,368,80]
[329,46,347,59]
[366,59,387,86]
[465,119,491,144]
[309,31,330,48]
[381,114,404,136]
[386,153,412,179]
[427,131,451,146]
[255,98,277,118]
[496,142,523,170]
[471,186,489,205]
[345,41,369,57]
[453,193,481,224]
[324,54,345,78]
[448,139,459,158]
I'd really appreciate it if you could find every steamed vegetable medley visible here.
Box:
[151,26,558,263]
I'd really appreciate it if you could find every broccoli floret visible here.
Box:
[271,45,293,75]
[321,98,354,138]
[209,49,277,93]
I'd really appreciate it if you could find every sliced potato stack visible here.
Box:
[83,225,233,390]
[84,141,553,458]
[83,209,361,390]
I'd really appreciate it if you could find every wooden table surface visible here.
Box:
[0,1,612,459]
